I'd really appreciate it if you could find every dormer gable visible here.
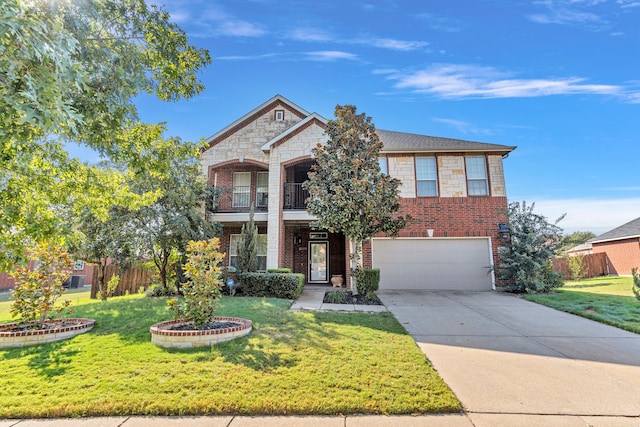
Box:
[202,94,310,150]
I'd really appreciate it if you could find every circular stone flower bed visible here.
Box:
[150,317,252,349]
[0,318,96,349]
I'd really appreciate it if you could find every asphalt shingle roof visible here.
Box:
[591,216,640,243]
[376,129,516,154]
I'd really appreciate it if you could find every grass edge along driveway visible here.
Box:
[0,293,461,418]
[524,276,640,335]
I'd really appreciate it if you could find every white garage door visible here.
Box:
[371,238,494,291]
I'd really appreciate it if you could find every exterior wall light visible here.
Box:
[497,222,511,242]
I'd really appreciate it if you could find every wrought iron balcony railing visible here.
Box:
[283,183,309,210]
[210,185,268,213]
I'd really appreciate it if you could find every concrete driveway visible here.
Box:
[378,291,640,425]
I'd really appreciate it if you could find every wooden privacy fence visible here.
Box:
[552,252,608,279]
[91,265,153,298]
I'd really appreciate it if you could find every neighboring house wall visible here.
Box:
[592,238,640,276]
[0,261,95,292]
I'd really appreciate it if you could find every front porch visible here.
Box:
[282,225,347,287]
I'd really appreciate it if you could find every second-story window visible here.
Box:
[465,156,489,196]
[256,171,268,207]
[378,156,388,175]
[416,157,438,197]
[232,172,251,207]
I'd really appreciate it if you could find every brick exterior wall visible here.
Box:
[592,238,640,276]
[359,195,508,271]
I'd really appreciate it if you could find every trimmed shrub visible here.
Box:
[238,272,304,299]
[357,268,380,295]
[267,268,292,273]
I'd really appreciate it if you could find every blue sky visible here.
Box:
[123,0,640,235]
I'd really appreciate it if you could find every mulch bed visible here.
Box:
[3,319,87,333]
[323,290,383,305]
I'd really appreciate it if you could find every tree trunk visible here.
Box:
[349,238,362,295]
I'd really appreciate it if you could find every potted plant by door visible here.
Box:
[150,238,251,349]
[331,274,344,288]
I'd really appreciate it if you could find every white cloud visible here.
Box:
[217,20,266,37]
[216,53,282,61]
[304,51,359,61]
[386,64,621,99]
[285,28,427,52]
[288,28,334,42]
[432,118,492,135]
[518,198,640,234]
[617,0,640,7]
[354,38,428,51]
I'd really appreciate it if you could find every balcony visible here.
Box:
[283,183,309,210]
[211,186,268,213]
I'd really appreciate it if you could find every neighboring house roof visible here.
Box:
[567,242,592,254]
[591,216,640,244]
[376,129,516,154]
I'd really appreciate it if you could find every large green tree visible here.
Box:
[130,143,220,294]
[0,0,211,270]
[304,105,410,293]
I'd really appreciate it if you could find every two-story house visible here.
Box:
[201,95,516,291]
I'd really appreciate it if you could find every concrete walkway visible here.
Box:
[378,290,640,426]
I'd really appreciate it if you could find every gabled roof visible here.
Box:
[203,94,310,149]
[591,216,640,244]
[377,129,516,154]
[261,113,327,152]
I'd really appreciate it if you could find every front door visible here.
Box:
[309,241,329,283]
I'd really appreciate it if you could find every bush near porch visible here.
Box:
[237,272,305,299]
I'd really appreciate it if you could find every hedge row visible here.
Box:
[237,272,305,299]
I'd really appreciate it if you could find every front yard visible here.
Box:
[0,292,460,418]
[524,276,640,334]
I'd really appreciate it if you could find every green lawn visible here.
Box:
[0,293,460,418]
[524,276,640,334]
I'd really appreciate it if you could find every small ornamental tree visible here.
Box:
[304,104,411,293]
[567,255,588,282]
[168,238,225,329]
[497,201,564,293]
[10,243,74,328]
[632,268,640,301]
[237,205,258,274]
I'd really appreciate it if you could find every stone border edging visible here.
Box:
[0,318,96,349]
[150,317,252,349]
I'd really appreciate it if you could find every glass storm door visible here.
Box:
[309,241,328,283]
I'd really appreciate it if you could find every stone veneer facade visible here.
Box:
[200,96,513,282]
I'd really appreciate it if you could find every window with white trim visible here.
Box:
[229,234,268,271]
[378,156,388,175]
[465,156,489,196]
[232,172,251,207]
[256,172,269,207]
[415,157,438,196]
